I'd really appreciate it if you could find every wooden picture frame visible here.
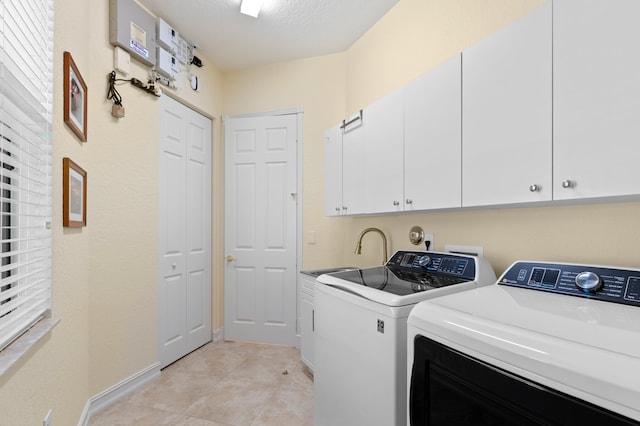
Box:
[63,158,87,227]
[63,51,88,142]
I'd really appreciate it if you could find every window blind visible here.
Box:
[0,0,53,351]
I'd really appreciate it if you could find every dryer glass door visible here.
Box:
[409,335,638,426]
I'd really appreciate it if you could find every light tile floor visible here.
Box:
[89,341,313,426]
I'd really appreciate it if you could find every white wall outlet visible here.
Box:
[43,409,52,426]
[424,233,434,251]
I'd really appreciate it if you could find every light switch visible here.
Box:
[307,231,316,244]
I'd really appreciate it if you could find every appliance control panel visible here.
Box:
[386,250,476,281]
[499,261,640,307]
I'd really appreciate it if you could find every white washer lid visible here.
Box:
[316,272,479,307]
[407,284,640,421]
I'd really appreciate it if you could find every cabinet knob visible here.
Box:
[335,207,341,212]
[562,180,574,189]
[226,255,236,263]
[529,184,540,192]
[393,200,400,206]
[406,199,413,205]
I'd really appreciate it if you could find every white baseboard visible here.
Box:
[212,327,223,343]
[77,361,161,426]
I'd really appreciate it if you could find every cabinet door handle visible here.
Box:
[562,180,574,189]
[393,200,400,206]
[406,199,413,205]
[340,109,363,131]
[529,184,540,192]
[312,309,315,332]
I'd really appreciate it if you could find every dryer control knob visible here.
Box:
[417,255,431,267]
[575,271,602,292]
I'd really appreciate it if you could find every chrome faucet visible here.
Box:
[355,227,388,265]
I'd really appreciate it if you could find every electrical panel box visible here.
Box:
[109,0,156,66]
[175,37,190,65]
[157,18,178,55]
[156,46,179,80]
[157,18,190,65]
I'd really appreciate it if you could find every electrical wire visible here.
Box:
[107,71,124,106]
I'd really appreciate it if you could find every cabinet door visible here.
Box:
[404,54,462,210]
[363,89,405,213]
[462,2,552,207]
[324,125,343,216]
[553,0,640,200]
[342,112,367,215]
[300,295,314,371]
[299,275,315,371]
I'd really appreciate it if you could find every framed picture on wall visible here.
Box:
[63,51,88,142]
[63,157,87,227]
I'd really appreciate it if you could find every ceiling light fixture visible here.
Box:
[240,0,264,18]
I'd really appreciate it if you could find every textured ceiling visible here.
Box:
[136,0,399,71]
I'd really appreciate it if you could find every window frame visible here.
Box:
[0,0,56,375]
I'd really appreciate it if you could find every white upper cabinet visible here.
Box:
[404,54,462,211]
[323,125,343,216]
[462,2,552,207]
[324,0,640,216]
[342,111,367,215]
[553,0,640,201]
[340,90,404,215]
[362,88,405,214]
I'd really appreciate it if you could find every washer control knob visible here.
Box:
[417,255,431,267]
[575,271,602,292]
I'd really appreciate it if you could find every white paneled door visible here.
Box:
[158,96,212,368]
[224,113,298,345]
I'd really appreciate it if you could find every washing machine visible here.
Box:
[407,260,640,425]
[313,250,496,426]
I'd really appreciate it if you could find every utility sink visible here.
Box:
[300,267,358,278]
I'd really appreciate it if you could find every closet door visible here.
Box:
[158,96,212,368]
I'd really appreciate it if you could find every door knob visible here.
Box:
[226,255,236,262]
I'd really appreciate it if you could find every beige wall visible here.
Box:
[4,0,640,424]
[86,0,223,395]
[0,0,223,423]
[344,0,547,112]
[222,0,640,277]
